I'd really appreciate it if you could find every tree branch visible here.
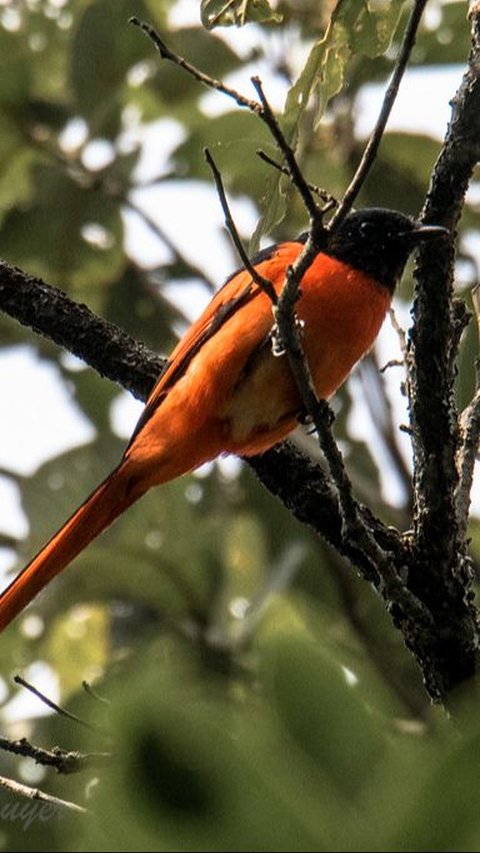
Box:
[13,675,98,732]
[0,774,86,814]
[0,735,110,775]
[129,16,261,113]
[204,147,279,304]
[401,3,480,695]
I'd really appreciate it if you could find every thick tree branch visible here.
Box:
[401,3,480,695]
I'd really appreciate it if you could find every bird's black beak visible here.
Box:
[406,223,450,244]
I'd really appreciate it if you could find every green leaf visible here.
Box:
[201,0,283,29]
[249,168,291,255]
[286,0,408,135]
[44,605,109,698]
[264,632,385,797]
[0,119,37,217]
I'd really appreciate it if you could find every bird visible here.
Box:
[0,207,447,631]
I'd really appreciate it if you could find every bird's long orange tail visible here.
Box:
[0,462,143,631]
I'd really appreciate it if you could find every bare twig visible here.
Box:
[129,16,261,113]
[0,774,86,814]
[82,680,110,705]
[400,4,480,697]
[14,675,97,732]
[256,149,338,209]
[231,543,307,649]
[330,0,429,228]
[130,18,328,240]
[389,306,408,359]
[251,77,322,225]
[0,735,110,774]
[204,148,278,304]
[456,381,480,538]
[379,359,404,374]
[272,229,432,626]
[359,351,412,504]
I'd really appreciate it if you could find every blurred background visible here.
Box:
[1,1,480,850]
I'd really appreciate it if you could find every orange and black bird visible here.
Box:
[0,208,447,631]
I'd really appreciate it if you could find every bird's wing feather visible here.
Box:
[127,242,303,448]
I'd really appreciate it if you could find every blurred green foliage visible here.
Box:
[0,0,479,850]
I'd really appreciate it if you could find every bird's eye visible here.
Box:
[359,221,375,238]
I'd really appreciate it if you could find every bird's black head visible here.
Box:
[326,208,448,292]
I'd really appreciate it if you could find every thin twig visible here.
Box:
[389,306,408,359]
[251,76,322,226]
[205,0,238,29]
[231,543,307,649]
[256,149,338,209]
[130,19,328,239]
[129,16,261,113]
[379,358,404,374]
[0,735,110,774]
[0,774,86,814]
[359,352,412,506]
[456,380,480,538]
[330,0,429,229]
[14,675,97,732]
[204,148,278,304]
[82,680,110,705]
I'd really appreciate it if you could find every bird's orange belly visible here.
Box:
[221,266,391,456]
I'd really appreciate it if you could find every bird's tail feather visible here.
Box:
[0,462,140,632]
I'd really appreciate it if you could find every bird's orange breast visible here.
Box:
[220,253,392,456]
